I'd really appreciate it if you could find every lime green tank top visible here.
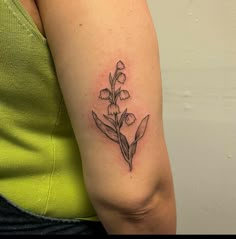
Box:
[0,0,97,221]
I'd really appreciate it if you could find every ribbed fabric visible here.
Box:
[0,0,97,221]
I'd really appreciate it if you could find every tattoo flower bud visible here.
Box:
[125,113,136,126]
[99,88,111,100]
[119,90,130,100]
[108,104,120,115]
[116,60,125,70]
[117,73,126,84]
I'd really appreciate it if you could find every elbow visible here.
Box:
[101,189,176,234]
[118,190,176,234]
[119,190,159,217]
[92,184,176,234]
[118,190,163,224]
[99,187,161,219]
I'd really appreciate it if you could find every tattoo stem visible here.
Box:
[111,80,116,104]
[112,68,132,171]
[111,68,118,104]
[115,113,132,171]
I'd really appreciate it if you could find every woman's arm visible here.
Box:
[36,0,176,234]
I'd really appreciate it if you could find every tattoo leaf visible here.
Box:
[129,115,149,160]
[109,73,113,86]
[129,141,137,161]
[118,108,127,128]
[103,114,116,128]
[92,111,118,143]
[134,115,150,142]
[120,133,129,159]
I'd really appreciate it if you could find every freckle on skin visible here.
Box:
[79,24,83,27]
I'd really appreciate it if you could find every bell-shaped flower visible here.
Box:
[125,113,136,126]
[116,60,125,70]
[99,88,111,100]
[108,104,120,115]
[119,90,130,100]
[117,73,126,84]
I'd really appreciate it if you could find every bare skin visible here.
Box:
[19,0,45,37]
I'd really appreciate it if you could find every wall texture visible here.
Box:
[147,0,236,234]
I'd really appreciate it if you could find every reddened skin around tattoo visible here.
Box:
[92,61,149,171]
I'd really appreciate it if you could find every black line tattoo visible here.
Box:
[92,61,149,171]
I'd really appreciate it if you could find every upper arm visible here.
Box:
[36,0,176,233]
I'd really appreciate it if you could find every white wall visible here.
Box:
[147,0,236,234]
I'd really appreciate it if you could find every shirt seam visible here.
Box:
[43,96,63,216]
[3,0,47,44]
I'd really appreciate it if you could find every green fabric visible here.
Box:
[0,0,97,221]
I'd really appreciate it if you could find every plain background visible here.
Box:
[147,0,236,234]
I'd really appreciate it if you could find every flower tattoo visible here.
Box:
[92,60,149,171]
